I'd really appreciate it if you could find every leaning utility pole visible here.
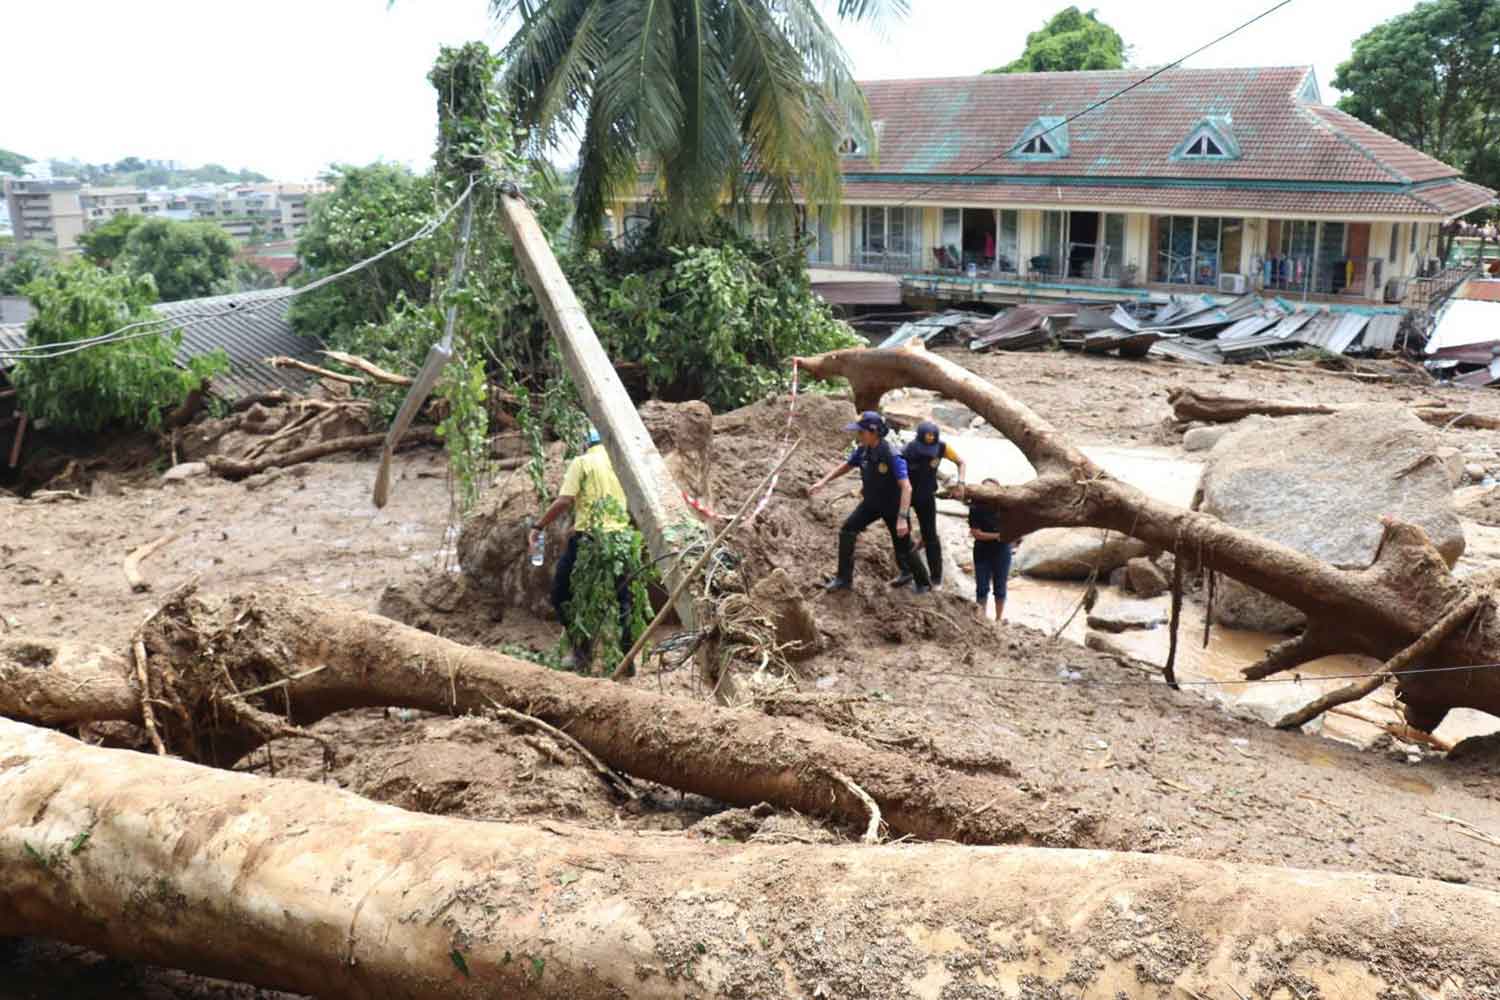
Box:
[493,183,710,655]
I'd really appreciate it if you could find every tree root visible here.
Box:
[0,587,1067,846]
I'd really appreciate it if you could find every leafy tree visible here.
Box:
[289,163,438,343]
[0,148,31,176]
[494,0,906,240]
[1333,0,1500,215]
[0,243,57,295]
[10,261,226,434]
[77,213,146,267]
[116,218,238,302]
[987,6,1127,73]
[113,156,146,173]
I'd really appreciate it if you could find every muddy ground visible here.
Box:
[5,346,1500,997]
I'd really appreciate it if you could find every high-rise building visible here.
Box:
[3,178,85,252]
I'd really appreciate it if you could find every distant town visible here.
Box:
[0,156,331,285]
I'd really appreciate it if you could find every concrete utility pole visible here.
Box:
[493,185,708,641]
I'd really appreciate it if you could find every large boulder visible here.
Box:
[1198,404,1464,632]
[1015,528,1151,581]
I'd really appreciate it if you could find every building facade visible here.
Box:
[3,178,86,253]
[621,67,1494,308]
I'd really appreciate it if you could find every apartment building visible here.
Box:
[80,186,155,224]
[3,178,85,252]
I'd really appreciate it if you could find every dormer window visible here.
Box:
[1171,117,1241,162]
[1183,134,1225,157]
[1021,134,1055,156]
[837,136,863,156]
[1011,116,1069,161]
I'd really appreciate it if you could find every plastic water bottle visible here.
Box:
[529,530,546,567]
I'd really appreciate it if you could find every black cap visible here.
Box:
[909,420,942,458]
[843,410,887,435]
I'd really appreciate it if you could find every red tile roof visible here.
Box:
[837,67,1494,218]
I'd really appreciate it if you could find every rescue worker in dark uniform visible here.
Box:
[807,410,932,594]
[894,420,967,588]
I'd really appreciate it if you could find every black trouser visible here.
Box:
[838,500,930,586]
[551,533,634,649]
[911,490,942,583]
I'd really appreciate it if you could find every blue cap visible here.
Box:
[843,410,887,435]
[584,424,602,447]
[909,420,942,458]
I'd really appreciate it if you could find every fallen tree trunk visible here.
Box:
[797,346,1500,731]
[0,587,1067,846]
[3,718,1497,1000]
[207,427,439,480]
[1169,386,1500,431]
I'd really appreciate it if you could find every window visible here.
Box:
[1021,134,1055,156]
[1011,117,1068,161]
[1185,135,1224,157]
[849,206,921,272]
[1263,219,1348,293]
[1151,216,1245,285]
[1173,119,1240,161]
[837,136,863,157]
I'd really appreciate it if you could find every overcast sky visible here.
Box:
[2,0,1419,182]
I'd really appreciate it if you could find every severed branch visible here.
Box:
[207,428,439,480]
[132,637,166,756]
[318,350,413,385]
[122,533,178,593]
[1276,590,1491,730]
[486,701,637,801]
[264,355,365,385]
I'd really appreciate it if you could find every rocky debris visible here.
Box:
[1198,404,1464,632]
[1086,598,1167,633]
[1436,447,1465,487]
[1016,528,1151,580]
[1126,557,1170,599]
[1108,565,1131,590]
[1466,462,1488,482]
[162,462,210,482]
[241,468,283,491]
[1183,415,1271,453]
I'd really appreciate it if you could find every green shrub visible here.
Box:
[11,261,226,434]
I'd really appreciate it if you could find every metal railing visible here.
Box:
[1408,263,1478,317]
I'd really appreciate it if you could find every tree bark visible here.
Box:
[0,588,1068,847]
[797,345,1500,731]
[4,718,1498,1000]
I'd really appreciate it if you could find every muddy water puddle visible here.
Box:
[926,423,1500,750]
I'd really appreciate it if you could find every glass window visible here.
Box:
[1102,213,1125,279]
[1220,219,1244,279]
[1040,211,1065,274]
[998,210,1019,273]
[941,208,961,261]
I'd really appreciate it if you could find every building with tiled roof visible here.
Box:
[621,66,1495,306]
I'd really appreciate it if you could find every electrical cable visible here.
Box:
[922,659,1500,689]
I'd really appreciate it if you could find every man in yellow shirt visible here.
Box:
[530,425,633,659]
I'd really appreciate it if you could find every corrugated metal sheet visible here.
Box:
[1149,338,1224,365]
[0,289,320,401]
[878,311,983,349]
[1362,314,1402,351]
[1266,311,1315,340]
[1217,312,1284,341]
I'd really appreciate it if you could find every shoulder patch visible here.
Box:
[878,462,889,474]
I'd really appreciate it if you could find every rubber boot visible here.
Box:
[901,537,932,594]
[824,531,857,591]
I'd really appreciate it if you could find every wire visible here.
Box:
[1,177,478,362]
[890,0,1298,211]
[923,660,1500,689]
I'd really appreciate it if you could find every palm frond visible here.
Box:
[832,0,909,24]
[593,0,685,157]
[500,0,598,138]
[574,101,646,244]
[662,0,741,230]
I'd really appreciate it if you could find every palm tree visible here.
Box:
[494,0,905,241]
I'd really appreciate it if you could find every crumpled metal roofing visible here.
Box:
[1,289,322,403]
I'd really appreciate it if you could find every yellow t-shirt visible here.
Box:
[560,444,629,533]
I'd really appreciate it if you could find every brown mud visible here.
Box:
[5,348,1500,996]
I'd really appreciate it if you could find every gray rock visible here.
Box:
[162,461,209,481]
[1108,566,1132,591]
[1199,404,1464,632]
[1126,557,1170,599]
[1182,425,1232,453]
[1466,462,1488,482]
[1015,528,1151,580]
[1436,447,1465,487]
[1086,598,1167,633]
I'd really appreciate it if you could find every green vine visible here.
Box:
[435,352,492,514]
[563,490,655,671]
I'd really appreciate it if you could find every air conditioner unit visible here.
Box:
[1385,277,1410,304]
[1217,273,1248,294]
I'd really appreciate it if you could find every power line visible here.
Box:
[0,178,478,362]
[891,0,1298,211]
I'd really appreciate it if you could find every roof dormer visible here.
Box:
[1011,116,1069,161]
[1171,116,1240,162]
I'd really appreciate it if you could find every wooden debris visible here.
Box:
[319,351,413,386]
[832,768,882,844]
[207,427,440,481]
[264,356,366,385]
[487,702,637,801]
[123,533,179,593]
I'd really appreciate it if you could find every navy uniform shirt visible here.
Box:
[969,503,1005,553]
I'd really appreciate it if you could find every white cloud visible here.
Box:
[0,0,1420,181]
